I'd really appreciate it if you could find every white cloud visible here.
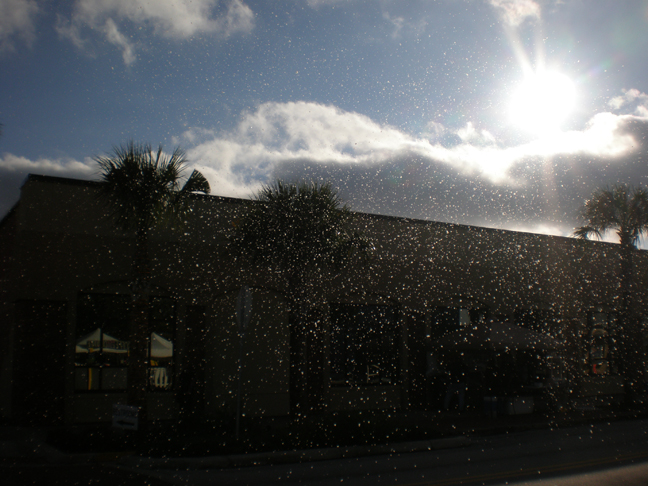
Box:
[456,122,497,146]
[0,153,95,176]
[305,0,346,7]
[183,101,428,197]
[0,0,39,53]
[423,121,447,141]
[608,88,648,116]
[448,112,638,183]
[382,11,427,39]
[58,0,254,64]
[102,18,135,65]
[488,0,541,26]
[383,12,405,38]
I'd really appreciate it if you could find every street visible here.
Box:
[3,418,648,485]
[1,462,171,486]
[132,418,648,485]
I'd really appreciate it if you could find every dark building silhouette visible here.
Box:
[1,174,644,424]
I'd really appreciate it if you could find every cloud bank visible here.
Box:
[170,91,648,235]
[56,0,255,64]
[0,0,39,53]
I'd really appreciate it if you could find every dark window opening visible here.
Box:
[148,296,176,390]
[515,308,560,336]
[330,304,400,386]
[429,305,486,340]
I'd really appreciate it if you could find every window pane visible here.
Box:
[429,307,460,339]
[74,368,86,390]
[592,312,608,328]
[75,294,175,391]
[515,308,559,335]
[75,293,130,391]
[585,310,616,376]
[330,304,399,386]
[77,293,130,340]
[459,308,471,327]
[102,368,128,390]
[149,297,175,390]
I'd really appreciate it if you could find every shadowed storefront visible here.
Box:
[1,174,646,425]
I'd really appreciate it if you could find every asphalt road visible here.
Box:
[0,462,171,486]
[3,418,648,485]
[134,418,648,485]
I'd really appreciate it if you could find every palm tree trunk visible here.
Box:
[305,309,326,413]
[287,279,305,417]
[128,224,151,426]
[287,275,327,418]
[286,272,322,416]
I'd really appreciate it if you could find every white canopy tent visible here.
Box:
[150,332,173,358]
[75,328,173,358]
[75,328,127,354]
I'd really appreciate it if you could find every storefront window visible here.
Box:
[515,308,560,335]
[330,304,400,386]
[148,297,175,390]
[75,293,175,391]
[585,310,618,376]
[429,305,486,339]
[75,293,129,391]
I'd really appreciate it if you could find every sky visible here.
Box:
[2,0,648,241]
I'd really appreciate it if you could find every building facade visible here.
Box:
[1,174,646,424]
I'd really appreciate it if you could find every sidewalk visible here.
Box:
[1,406,645,470]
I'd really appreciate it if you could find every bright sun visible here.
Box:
[509,70,576,135]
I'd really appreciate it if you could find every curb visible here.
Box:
[0,437,136,465]
[118,436,471,470]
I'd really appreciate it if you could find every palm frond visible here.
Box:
[96,141,209,232]
[231,180,371,272]
[574,184,648,248]
[574,225,601,240]
[181,170,211,194]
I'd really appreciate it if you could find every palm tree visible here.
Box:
[97,141,210,421]
[575,184,648,399]
[230,181,371,414]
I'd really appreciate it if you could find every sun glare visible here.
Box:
[509,70,576,136]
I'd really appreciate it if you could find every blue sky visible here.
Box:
[2,0,648,240]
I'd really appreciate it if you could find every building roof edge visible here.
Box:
[12,173,629,250]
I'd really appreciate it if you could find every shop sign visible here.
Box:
[112,404,139,430]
